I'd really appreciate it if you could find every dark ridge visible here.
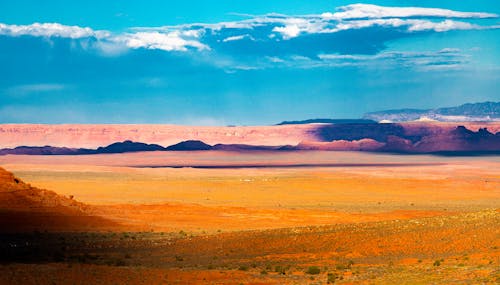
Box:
[379,126,500,153]
[277,119,377,125]
[0,141,166,155]
[0,146,91,155]
[450,126,495,138]
[314,123,421,143]
[165,140,212,151]
[95,140,165,154]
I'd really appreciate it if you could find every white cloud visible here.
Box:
[0,22,107,39]
[331,18,484,33]
[0,4,496,54]
[222,34,254,42]
[407,19,478,32]
[114,31,208,51]
[273,25,301,38]
[0,22,207,52]
[439,48,461,53]
[325,4,497,20]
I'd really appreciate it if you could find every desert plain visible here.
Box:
[0,149,499,284]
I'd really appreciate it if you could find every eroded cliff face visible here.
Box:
[0,124,319,148]
[0,122,499,152]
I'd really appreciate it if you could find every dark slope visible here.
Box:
[0,167,118,232]
[95,140,165,153]
[0,141,165,155]
[165,140,212,151]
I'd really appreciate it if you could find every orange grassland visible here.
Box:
[0,151,499,284]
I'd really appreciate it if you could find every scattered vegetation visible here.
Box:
[274,265,287,275]
[238,265,248,271]
[305,266,321,275]
[335,260,354,270]
[327,272,338,284]
[433,260,442,266]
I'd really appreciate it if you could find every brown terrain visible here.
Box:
[0,147,499,284]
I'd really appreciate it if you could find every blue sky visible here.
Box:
[0,1,499,125]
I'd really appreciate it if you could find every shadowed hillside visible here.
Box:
[0,167,118,232]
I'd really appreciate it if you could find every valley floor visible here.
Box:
[0,151,498,284]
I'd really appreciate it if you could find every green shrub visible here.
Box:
[306,266,321,275]
[274,265,286,275]
[327,272,338,283]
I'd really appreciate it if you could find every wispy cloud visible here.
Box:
[0,4,497,67]
[323,4,497,20]
[0,22,107,39]
[4,83,67,96]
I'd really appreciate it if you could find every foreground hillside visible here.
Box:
[0,167,118,232]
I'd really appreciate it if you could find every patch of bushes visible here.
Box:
[306,266,321,275]
[433,259,443,266]
[336,260,354,270]
[327,272,338,283]
[274,265,286,275]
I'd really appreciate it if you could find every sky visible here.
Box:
[0,1,499,125]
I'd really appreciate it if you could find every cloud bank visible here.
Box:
[0,4,497,66]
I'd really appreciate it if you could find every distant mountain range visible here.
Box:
[363,102,500,122]
[1,102,499,156]
[1,124,499,155]
[0,140,287,155]
[0,141,166,155]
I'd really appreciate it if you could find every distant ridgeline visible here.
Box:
[277,119,376,125]
[1,124,499,155]
[363,102,500,122]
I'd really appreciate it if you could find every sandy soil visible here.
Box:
[1,151,498,213]
[0,151,498,284]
